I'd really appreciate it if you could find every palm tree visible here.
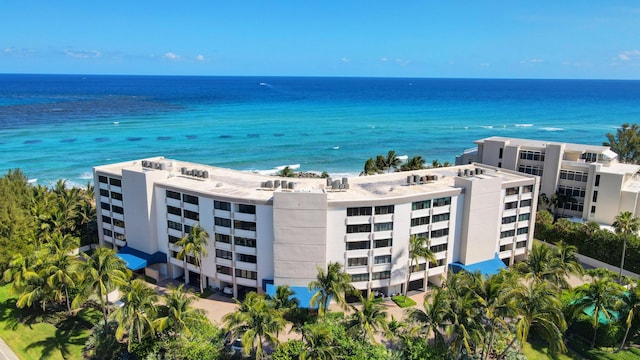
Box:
[176,223,209,294]
[604,123,640,163]
[406,286,449,344]
[308,262,355,316]
[300,322,338,360]
[431,159,442,168]
[223,292,285,360]
[73,247,130,324]
[277,166,296,177]
[500,279,567,357]
[404,234,436,301]
[384,150,402,173]
[550,191,577,220]
[362,158,379,175]
[571,276,624,348]
[400,155,426,171]
[612,211,640,280]
[44,247,80,314]
[616,279,640,351]
[154,284,205,336]
[266,285,298,338]
[345,292,388,344]
[516,242,577,290]
[114,279,158,351]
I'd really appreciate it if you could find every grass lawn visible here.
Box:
[391,295,417,308]
[522,341,574,360]
[0,285,98,360]
[566,337,640,360]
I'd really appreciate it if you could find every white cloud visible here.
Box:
[395,58,411,66]
[520,58,544,64]
[618,50,640,61]
[196,54,205,62]
[340,57,351,63]
[65,50,100,59]
[380,57,388,62]
[164,52,180,60]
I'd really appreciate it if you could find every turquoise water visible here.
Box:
[1,75,639,186]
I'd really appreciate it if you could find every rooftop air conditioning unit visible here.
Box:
[159,163,166,170]
[342,177,348,185]
[274,180,281,188]
[181,167,187,175]
[332,180,340,190]
[203,170,209,179]
[326,178,333,187]
[281,180,287,189]
[288,182,295,190]
[266,180,273,189]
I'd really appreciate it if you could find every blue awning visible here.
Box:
[117,246,167,271]
[117,253,147,270]
[449,254,506,276]
[265,284,324,309]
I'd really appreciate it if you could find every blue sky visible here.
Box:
[1,1,639,79]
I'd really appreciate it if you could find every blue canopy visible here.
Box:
[117,253,147,270]
[449,254,506,276]
[265,284,324,309]
[117,246,167,271]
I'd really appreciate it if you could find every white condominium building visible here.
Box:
[457,136,640,225]
[94,157,538,300]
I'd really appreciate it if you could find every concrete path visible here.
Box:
[0,338,19,360]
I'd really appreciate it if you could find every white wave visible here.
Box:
[397,155,409,161]
[481,125,493,129]
[332,146,340,150]
[79,171,93,180]
[541,127,565,131]
[275,164,300,171]
[515,123,534,127]
[27,178,38,184]
[113,121,120,125]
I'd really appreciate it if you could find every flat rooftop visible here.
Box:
[475,136,611,154]
[95,157,536,203]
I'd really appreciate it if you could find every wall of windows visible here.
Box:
[235,237,256,248]
[431,228,449,238]
[347,207,372,216]
[215,234,231,243]
[347,224,371,233]
[375,205,394,215]
[374,222,393,232]
[166,190,181,200]
[216,249,232,260]
[235,269,257,280]
[214,200,231,211]
[372,271,391,280]
[412,200,431,210]
[411,216,430,226]
[519,150,545,161]
[518,165,543,176]
[183,194,199,205]
[215,217,231,227]
[348,257,368,267]
[374,255,391,264]
[432,213,450,223]
[374,239,392,248]
[433,197,451,207]
[351,273,369,282]
[237,254,257,263]
[346,241,370,250]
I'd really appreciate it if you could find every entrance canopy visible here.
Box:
[449,254,506,276]
[117,246,167,271]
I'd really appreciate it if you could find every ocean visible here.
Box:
[1,74,639,186]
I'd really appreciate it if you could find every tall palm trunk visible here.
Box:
[619,235,628,280]
[198,257,204,294]
[64,286,72,315]
[404,258,413,301]
[619,323,632,351]
[591,325,598,348]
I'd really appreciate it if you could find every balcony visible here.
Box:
[216,258,232,267]
[215,241,232,251]
[235,261,257,272]
[520,192,532,201]
[235,245,257,256]
[166,197,181,208]
[345,232,371,242]
[99,182,109,190]
[374,213,393,223]
[115,239,126,248]
[411,208,430,218]
[499,250,512,259]
[373,230,392,239]
[234,228,256,239]
[502,208,517,217]
[100,195,110,204]
[215,226,231,235]
[214,209,231,218]
[345,215,371,225]
[168,228,182,238]
[432,205,450,215]
[499,237,514,246]
[167,213,181,223]
[430,236,448,246]
[110,185,122,193]
[111,199,123,208]
[236,277,258,287]
[183,202,198,213]
[429,265,446,276]
[410,224,429,235]
[217,273,233,283]
[505,194,519,203]
[112,212,124,221]
[431,222,449,231]
[234,212,256,222]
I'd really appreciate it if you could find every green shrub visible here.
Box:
[392,295,416,308]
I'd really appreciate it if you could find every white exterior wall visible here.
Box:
[256,204,274,288]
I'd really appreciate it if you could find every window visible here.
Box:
[519,150,545,161]
[520,199,532,207]
[499,147,503,158]
[184,210,199,220]
[581,152,598,162]
[214,200,231,211]
[374,238,392,248]
[504,201,518,210]
[215,217,231,227]
[591,206,596,214]
[518,165,543,176]
[109,178,122,186]
[411,216,430,226]
[166,190,181,200]
[518,213,530,221]
[374,222,393,232]
[100,202,110,211]
[372,271,391,280]
[98,175,108,184]
[111,192,123,200]
[499,244,510,252]
[431,228,449,238]
[234,220,256,231]
[167,220,182,231]
[99,189,109,197]
[350,273,369,282]
[502,215,517,224]
[430,243,448,253]
[101,215,111,224]
[235,269,257,280]
[184,225,193,234]
[595,174,600,187]
[500,230,515,238]
[167,205,181,216]
[522,185,533,193]
[506,187,519,196]
[516,241,528,249]
[374,255,392,264]
[169,235,181,244]
[103,228,113,237]
[517,227,529,235]
[433,197,451,207]
[558,185,586,198]
[235,237,256,248]
[217,265,232,275]
[412,263,426,272]
[216,249,232,260]
[560,170,588,183]
[113,219,125,228]
[348,257,368,267]
[347,224,371,233]
[215,233,231,244]
[347,207,372,216]
[592,191,598,202]
[112,205,124,214]
[412,200,431,210]
[432,213,450,223]
[183,194,199,205]
[114,232,125,241]
[238,204,256,214]
[237,253,257,263]
[375,205,394,215]
[346,241,370,250]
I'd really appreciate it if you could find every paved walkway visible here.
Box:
[0,338,19,360]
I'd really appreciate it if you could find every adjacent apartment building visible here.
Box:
[94,157,538,299]
[457,136,640,225]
